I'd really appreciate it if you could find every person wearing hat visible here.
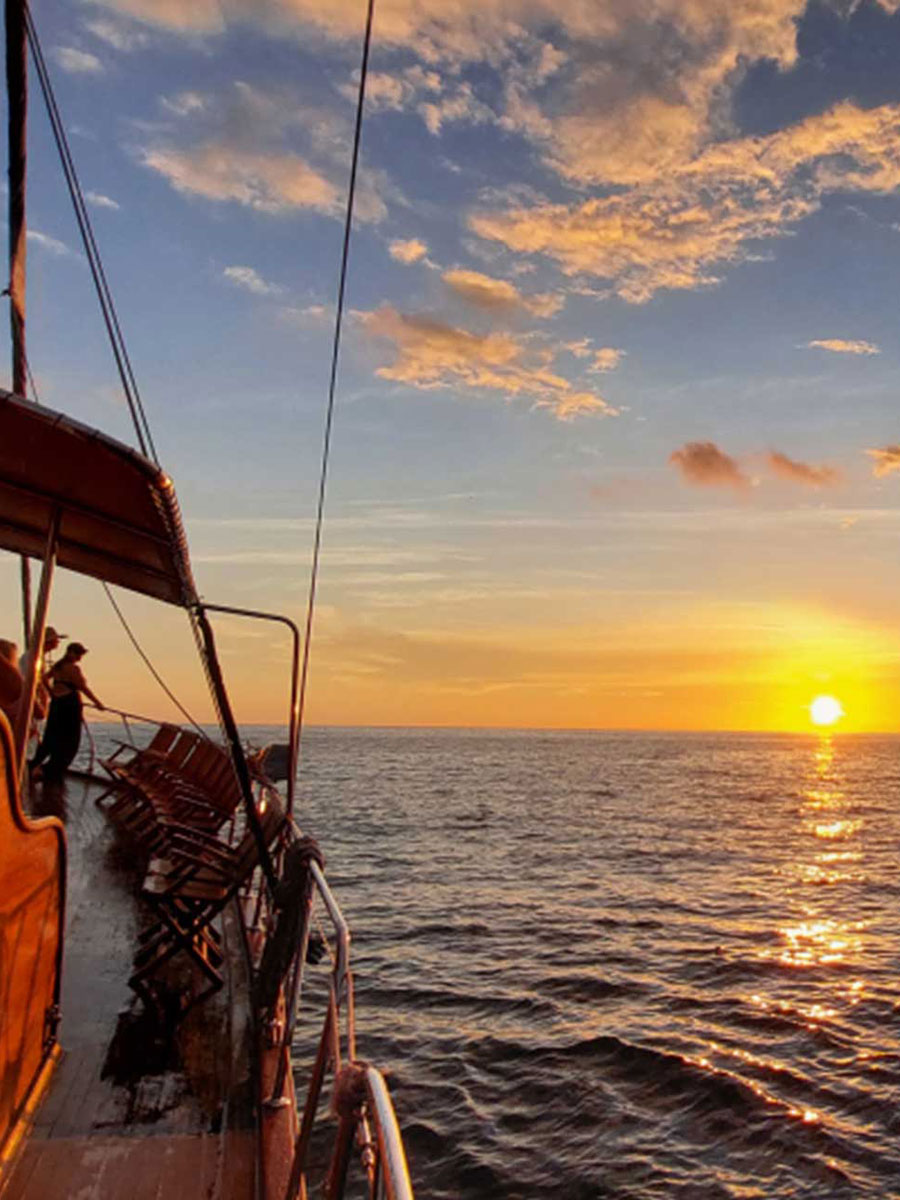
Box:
[31,641,103,783]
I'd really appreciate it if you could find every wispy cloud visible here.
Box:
[591,347,625,373]
[806,338,881,356]
[142,79,389,223]
[669,442,749,490]
[389,238,427,265]
[86,191,120,210]
[279,303,331,325]
[53,47,104,74]
[442,267,563,318]
[84,17,151,52]
[867,445,900,477]
[223,265,283,296]
[27,229,73,257]
[363,304,616,420]
[142,144,340,215]
[160,91,208,117]
[473,101,900,302]
[764,450,841,488]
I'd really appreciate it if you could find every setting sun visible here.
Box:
[810,695,845,727]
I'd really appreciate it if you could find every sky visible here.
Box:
[5,0,900,730]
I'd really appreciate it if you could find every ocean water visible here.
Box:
[289,728,900,1200]
[78,725,900,1198]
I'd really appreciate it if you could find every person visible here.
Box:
[0,639,22,727]
[19,625,65,720]
[31,642,103,783]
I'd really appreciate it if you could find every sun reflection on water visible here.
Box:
[750,733,868,1015]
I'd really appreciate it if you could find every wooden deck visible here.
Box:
[1,776,257,1199]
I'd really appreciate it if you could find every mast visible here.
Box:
[5,0,32,647]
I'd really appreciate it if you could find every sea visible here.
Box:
[82,726,900,1199]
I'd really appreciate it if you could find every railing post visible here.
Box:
[14,507,60,782]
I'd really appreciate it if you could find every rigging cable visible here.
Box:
[296,0,376,751]
[23,3,158,463]
[25,4,206,730]
[102,583,206,736]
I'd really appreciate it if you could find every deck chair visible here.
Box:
[99,728,201,816]
[129,794,286,1008]
[114,743,243,856]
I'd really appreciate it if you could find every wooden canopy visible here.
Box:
[0,391,197,607]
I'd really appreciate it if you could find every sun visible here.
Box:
[809,695,845,727]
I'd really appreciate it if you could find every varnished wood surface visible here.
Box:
[0,713,64,1160]
[1,775,256,1199]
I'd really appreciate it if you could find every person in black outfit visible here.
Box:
[31,642,103,782]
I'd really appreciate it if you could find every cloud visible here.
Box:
[53,47,104,74]
[363,304,617,420]
[807,338,881,356]
[223,265,283,295]
[86,191,120,210]
[88,4,900,301]
[279,303,331,326]
[867,446,900,477]
[389,238,427,264]
[473,100,900,302]
[142,79,390,223]
[160,91,208,117]
[443,268,563,318]
[669,442,749,490]
[141,144,340,215]
[27,230,73,257]
[764,450,841,488]
[591,347,625,372]
[419,82,494,135]
[85,16,151,51]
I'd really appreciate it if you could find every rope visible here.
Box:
[23,4,158,463]
[23,6,211,737]
[102,583,205,735]
[296,0,376,752]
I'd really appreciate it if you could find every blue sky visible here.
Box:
[7,0,900,729]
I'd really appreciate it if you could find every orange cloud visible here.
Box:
[362,305,616,420]
[442,268,563,318]
[764,451,841,488]
[390,238,428,264]
[142,143,339,214]
[867,446,900,477]
[669,442,749,490]
[472,101,900,301]
[591,347,625,372]
[807,338,880,356]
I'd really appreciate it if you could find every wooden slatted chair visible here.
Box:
[100,728,203,821]
[129,794,286,1008]
[115,744,243,854]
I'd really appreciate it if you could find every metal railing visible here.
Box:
[255,819,414,1200]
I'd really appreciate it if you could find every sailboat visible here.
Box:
[0,1,414,1196]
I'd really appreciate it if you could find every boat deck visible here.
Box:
[1,776,256,1199]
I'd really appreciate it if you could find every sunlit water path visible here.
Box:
[84,727,900,1198]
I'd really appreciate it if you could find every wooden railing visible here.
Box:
[0,711,65,1169]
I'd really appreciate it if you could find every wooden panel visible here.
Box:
[0,712,65,1160]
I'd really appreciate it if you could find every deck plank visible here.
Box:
[1,776,256,1199]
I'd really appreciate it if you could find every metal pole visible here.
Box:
[20,555,32,648]
[6,0,33,647]
[15,507,60,780]
[6,0,27,396]
[199,602,301,813]
[192,605,279,895]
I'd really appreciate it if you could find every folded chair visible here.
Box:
[129,793,286,1008]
